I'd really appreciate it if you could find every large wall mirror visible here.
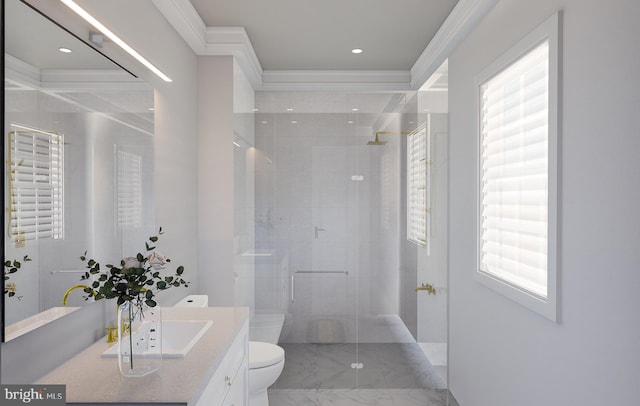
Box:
[3,0,155,341]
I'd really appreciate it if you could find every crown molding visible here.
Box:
[261,70,412,92]
[202,27,263,89]
[40,70,151,91]
[153,0,496,91]
[5,55,41,89]
[151,0,207,52]
[5,55,149,92]
[410,0,497,88]
[152,0,263,88]
[259,81,413,92]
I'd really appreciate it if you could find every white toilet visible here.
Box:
[175,296,285,406]
[248,341,285,406]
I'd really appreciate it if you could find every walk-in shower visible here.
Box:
[233,87,452,405]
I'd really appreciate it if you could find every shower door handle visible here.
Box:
[314,226,325,239]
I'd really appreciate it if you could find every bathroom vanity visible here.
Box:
[36,307,249,405]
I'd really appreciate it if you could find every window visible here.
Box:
[117,150,143,229]
[8,124,64,243]
[476,13,559,321]
[407,123,429,247]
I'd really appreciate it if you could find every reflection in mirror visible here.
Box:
[3,0,155,341]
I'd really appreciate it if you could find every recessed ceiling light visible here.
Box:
[286,108,294,112]
[58,47,72,53]
[291,120,297,124]
[261,121,269,124]
[347,121,354,124]
[252,108,259,112]
[351,48,363,54]
[148,107,155,111]
[352,108,359,112]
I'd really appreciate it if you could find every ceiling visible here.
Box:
[5,0,119,71]
[5,0,154,133]
[189,0,459,71]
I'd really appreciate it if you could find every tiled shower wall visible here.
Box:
[253,92,407,343]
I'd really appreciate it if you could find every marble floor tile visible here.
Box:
[274,343,383,389]
[274,343,446,390]
[269,316,457,404]
[268,389,459,406]
[387,389,455,406]
[268,389,319,406]
[268,389,395,406]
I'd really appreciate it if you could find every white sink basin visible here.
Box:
[102,320,213,358]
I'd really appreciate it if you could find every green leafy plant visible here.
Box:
[78,228,189,374]
[4,255,31,297]
[79,227,189,308]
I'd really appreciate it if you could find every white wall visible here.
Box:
[448,0,640,405]
[1,0,199,383]
[198,57,255,307]
[198,56,234,306]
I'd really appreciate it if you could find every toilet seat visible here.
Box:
[249,341,284,369]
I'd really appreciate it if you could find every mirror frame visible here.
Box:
[1,0,6,342]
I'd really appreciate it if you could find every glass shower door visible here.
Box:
[275,112,360,389]
[304,144,351,344]
[254,93,452,404]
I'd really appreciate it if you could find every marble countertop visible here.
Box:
[36,307,249,405]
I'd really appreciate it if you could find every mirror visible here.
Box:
[3,0,155,341]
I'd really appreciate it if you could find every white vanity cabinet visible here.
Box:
[220,357,247,406]
[195,322,248,406]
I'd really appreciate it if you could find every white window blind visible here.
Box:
[479,40,550,298]
[117,150,142,229]
[8,126,64,242]
[407,125,429,247]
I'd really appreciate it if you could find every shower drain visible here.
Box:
[350,363,364,369]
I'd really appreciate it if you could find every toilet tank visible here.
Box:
[174,295,209,307]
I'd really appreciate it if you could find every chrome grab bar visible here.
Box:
[291,270,349,303]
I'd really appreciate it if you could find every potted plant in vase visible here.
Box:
[79,227,189,377]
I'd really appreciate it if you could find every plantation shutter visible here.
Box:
[407,125,428,247]
[8,128,64,241]
[117,151,142,228]
[479,40,549,297]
